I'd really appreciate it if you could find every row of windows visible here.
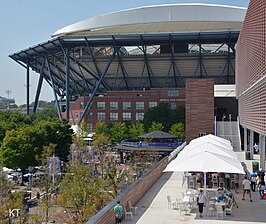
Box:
[97,112,144,121]
[80,101,158,110]
[74,112,144,121]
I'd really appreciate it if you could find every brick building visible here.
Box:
[236,0,266,168]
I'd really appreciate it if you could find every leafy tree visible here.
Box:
[95,121,109,136]
[128,122,145,140]
[36,143,57,166]
[0,126,43,172]
[108,122,128,144]
[93,134,110,180]
[143,104,185,131]
[57,165,106,223]
[169,122,185,140]
[148,121,164,133]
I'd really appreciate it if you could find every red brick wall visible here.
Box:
[236,0,266,134]
[185,79,214,141]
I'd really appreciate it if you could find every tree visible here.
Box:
[36,143,57,166]
[128,122,145,140]
[93,134,111,180]
[57,165,107,223]
[143,104,185,131]
[0,126,43,172]
[169,122,185,140]
[108,122,128,144]
[95,121,109,136]
[148,121,164,133]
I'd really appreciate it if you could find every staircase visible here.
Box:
[216,120,241,152]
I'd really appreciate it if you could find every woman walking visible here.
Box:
[197,189,206,218]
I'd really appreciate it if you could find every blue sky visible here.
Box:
[0,0,249,105]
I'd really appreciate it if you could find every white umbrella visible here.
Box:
[190,134,231,147]
[179,141,237,159]
[164,150,245,194]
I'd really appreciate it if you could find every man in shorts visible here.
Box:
[242,176,252,202]
[114,201,123,224]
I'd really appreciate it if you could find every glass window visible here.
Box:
[136,112,144,121]
[168,90,179,97]
[170,102,176,110]
[123,112,131,121]
[97,102,105,110]
[80,101,84,109]
[86,112,93,121]
[110,112,118,121]
[123,102,131,110]
[74,112,79,119]
[136,102,144,110]
[88,123,93,131]
[97,112,105,121]
[149,102,157,108]
[110,102,118,110]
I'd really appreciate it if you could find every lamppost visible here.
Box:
[5,90,12,110]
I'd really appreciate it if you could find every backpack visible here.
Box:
[116,206,123,219]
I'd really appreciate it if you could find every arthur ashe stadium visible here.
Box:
[10,3,247,141]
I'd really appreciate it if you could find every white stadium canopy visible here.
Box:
[53,3,247,37]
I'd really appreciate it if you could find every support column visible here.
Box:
[250,130,254,160]
[65,48,70,120]
[26,62,30,115]
[259,135,265,170]
[244,127,248,152]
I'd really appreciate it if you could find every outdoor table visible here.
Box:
[215,201,226,207]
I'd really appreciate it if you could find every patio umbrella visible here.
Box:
[178,141,237,159]
[164,150,245,194]
[189,134,231,147]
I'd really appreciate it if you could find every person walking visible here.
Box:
[258,179,265,199]
[114,201,123,224]
[242,176,252,202]
[250,172,257,192]
[197,189,206,218]
[234,173,239,194]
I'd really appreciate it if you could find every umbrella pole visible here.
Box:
[204,172,207,195]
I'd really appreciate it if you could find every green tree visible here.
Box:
[0,126,43,172]
[57,165,106,223]
[148,121,164,133]
[169,122,185,140]
[129,122,145,140]
[95,121,109,136]
[108,122,128,144]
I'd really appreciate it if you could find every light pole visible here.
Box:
[5,90,12,110]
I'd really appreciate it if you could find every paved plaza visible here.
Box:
[124,152,266,224]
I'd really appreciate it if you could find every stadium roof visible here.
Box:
[53,3,246,37]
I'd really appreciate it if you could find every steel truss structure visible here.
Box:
[10,31,238,123]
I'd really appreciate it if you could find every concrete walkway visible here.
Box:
[124,152,266,224]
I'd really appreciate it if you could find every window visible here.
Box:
[170,102,176,110]
[198,132,206,137]
[86,112,93,121]
[123,112,131,121]
[97,102,105,110]
[110,102,118,110]
[149,102,157,108]
[136,112,144,121]
[74,112,79,119]
[80,101,84,109]
[168,90,179,97]
[110,112,118,121]
[88,123,93,131]
[123,102,131,110]
[136,102,144,110]
[97,112,105,121]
